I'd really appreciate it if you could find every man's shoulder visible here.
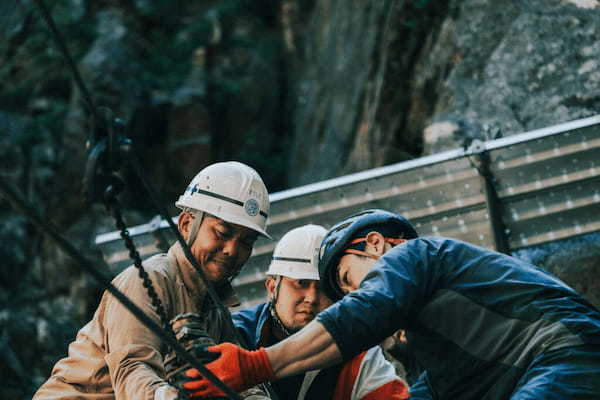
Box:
[386,236,486,261]
[232,302,270,349]
[113,253,174,285]
[232,302,269,326]
[143,252,174,273]
[403,236,467,250]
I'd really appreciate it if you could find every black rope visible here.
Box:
[0,175,243,400]
[28,0,102,135]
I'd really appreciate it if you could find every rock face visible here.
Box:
[417,0,600,152]
[287,0,600,177]
[287,0,450,185]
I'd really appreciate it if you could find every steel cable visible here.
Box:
[27,0,104,143]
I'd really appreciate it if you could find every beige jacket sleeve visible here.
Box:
[103,265,178,400]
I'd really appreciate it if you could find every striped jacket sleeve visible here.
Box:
[334,347,409,400]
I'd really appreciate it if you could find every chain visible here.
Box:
[104,180,173,335]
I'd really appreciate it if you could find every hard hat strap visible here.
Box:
[343,237,407,259]
[185,210,204,246]
[271,275,283,304]
[269,276,294,338]
[343,248,380,259]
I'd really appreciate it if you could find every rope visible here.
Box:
[28,0,103,143]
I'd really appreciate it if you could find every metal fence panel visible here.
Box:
[488,120,600,249]
[94,115,600,307]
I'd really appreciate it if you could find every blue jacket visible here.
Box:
[316,237,600,399]
[233,302,271,350]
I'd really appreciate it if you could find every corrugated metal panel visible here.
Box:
[489,120,600,249]
[94,115,600,307]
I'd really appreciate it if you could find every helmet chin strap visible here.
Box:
[343,237,406,259]
[335,237,408,295]
[184,210,204,247]
[269,276,294,339]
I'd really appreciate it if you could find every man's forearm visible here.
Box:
[179,322,343,397]
[266,320,343,379]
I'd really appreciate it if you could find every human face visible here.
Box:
[267,277,333,334]
[336,254,377,295]
[184,214,258,285]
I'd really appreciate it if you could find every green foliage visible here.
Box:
[0,292,81,398]
[138,18,211,92]
[400,0,437,29]
[0,215,28,289]
[0,0,94,109]
[414,0,433,9]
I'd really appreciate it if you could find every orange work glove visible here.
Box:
[182,342,275,398]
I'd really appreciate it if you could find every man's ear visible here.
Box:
[364,231,386,256]
[178,212,192,241]
[265,277,276,300]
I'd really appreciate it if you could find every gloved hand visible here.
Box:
[181,342,275,398]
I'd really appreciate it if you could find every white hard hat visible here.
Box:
[175,161,271,238]
[266,224,327,280]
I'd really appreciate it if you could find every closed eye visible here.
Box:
[296,279,311,288]
[214,228,231,239]
[241,233,258,248]
[337,267,349,291]
[240,238,255,249]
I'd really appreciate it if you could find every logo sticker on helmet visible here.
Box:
[244,198,260,217]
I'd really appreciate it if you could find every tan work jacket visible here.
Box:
[33,242,239,400]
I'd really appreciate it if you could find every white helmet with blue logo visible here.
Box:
[175,161,271,238]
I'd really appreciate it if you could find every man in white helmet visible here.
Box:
[190,224,409,400]
[33,161,271,400]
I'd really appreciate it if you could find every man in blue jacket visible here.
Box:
[182,209,600,399]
